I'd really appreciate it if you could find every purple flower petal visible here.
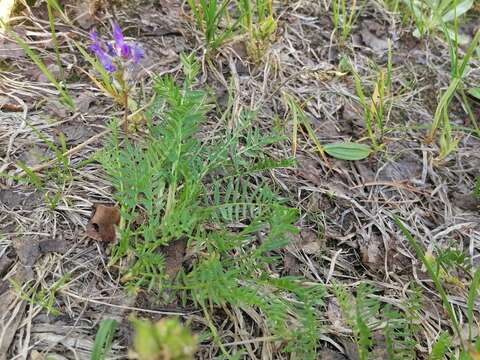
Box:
[112,22,125,48]
[98,51,116,73]
[120,43,132,59]
[89,30,103,55]
[106,42,116,56]
[90,30,99,42]
[89,43,100,54]
[132,44,144,64]
[88,24,140,73]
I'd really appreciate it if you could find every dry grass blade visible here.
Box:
[1,0,480,359]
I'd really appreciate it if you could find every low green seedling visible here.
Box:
[350,49,393,151]
[427,30,480,158]
[187,0,236,51]
[332,282,418,360]
[284,93,371,161]
[331,0,358,42]
[351,52,393,151]
[131,317,196,360]
[91,319,118,360]
[11,274,70,316]
[323,142,372,160]
[99,55,324,357]
[395,217,480,358]
[237,0,277,61]
[403,0,473,43]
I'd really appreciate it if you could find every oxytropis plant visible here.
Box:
[88,22,144,131]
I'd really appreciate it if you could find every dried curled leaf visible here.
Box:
[86,204,120,241]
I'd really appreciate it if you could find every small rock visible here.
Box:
[162,238,187,280]
[360,28,389,52]
[37,64,62,83]
[74,92,95,113]
[283,252,301,276]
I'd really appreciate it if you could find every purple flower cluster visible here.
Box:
[89,22,144,73]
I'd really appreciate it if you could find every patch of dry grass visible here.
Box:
[1,0,480,359]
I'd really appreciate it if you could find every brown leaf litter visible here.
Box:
[162,238,187,280]
[0,256,13,277]
[452,193,480,211]
[69,0,105,29]
[2,0,480,358]
[0,189,43,208]
[13,235,70,272]
[86,204,121,242]
[0,95,23,112]
[55,122,95,146]
[292,228,325,255]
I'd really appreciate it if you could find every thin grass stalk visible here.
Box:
[46,0,64,82]
[6,28,75,109]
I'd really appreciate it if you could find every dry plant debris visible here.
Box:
[0,0,479,359]
[86,204,121,242]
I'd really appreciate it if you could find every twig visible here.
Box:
[62,290,192,316]
[350,181,430,195]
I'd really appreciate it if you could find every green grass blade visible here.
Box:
[214,0,231,24]
[428,77,460,141]
[46,0,71,23]
[442,22,458,77]
[91,319,118,360]
[46,0,64,82]
[468,88,480,100]
[16,161,43,188]
[8,30,75,109]
[394,217,464,350]
[442,0,473,22]
[467,267,480,341]
[428,332,451,360]
[458,30,480,78]
[284,94,328,162]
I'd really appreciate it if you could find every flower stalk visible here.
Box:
[88,21,144,132]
